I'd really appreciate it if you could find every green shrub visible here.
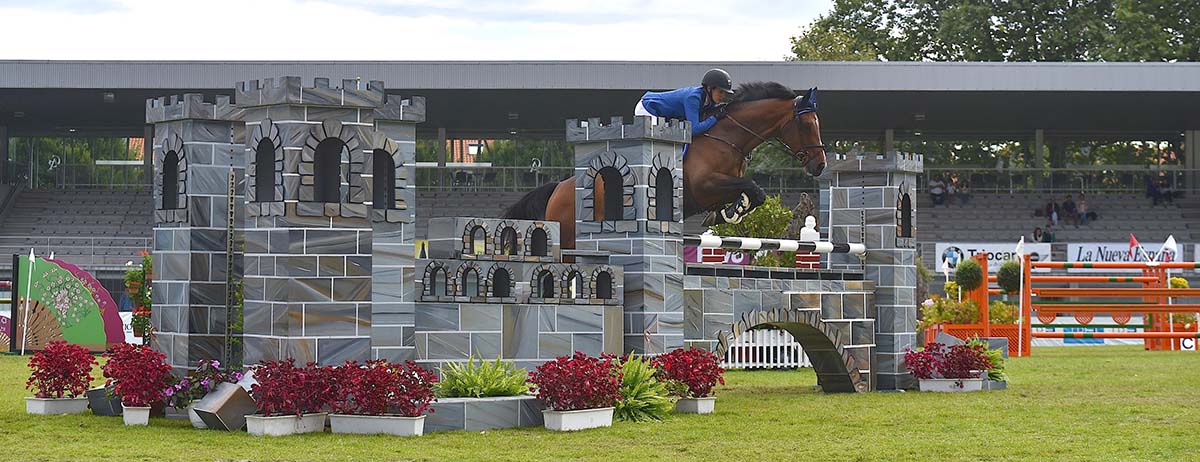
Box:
[988,300,1018,324]
[955,259,983,291]
[436,356,531,398]
[752,251,796,268]
[968,337,1007,382]
[918,297,980,330]
[943,281,960,298]
[614,355,675,422]
[1167,278,1195,324]
[997,260,1021,294]
[1170,277,1189,289]
[710,195,795,269]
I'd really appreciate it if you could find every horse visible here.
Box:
[503,82,827,251]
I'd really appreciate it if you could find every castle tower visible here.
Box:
[238,77,419,366]
[146,94,245,371]
[567,116,687,354]
[820,152,923,390]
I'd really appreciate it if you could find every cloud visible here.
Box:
[0,0,830,60]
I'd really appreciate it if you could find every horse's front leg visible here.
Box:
[698,174,766,227]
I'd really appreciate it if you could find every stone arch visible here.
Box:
[526,224,550,257]
[462,219,490,256]
[161,150,180,210]
[247,119,282,203]
[648,154,679,222]
[487,264,515,298]
[422,261,451,297]
[582,151,635,222]
[591,267,615,300]
[493,222,521,256]
[530,264,558,299]
[456,261,483,297]
[897,188,913,239]
[561,265,585,299]
[714,308,870,393]
[301,120,360,204]
[372,148,395,209]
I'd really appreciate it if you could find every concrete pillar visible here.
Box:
[882,128,894,154]
[436,127,447,167]
[0,125,8,184]
[143,124,154,186]
[1033,129,1045,169]
[1186,130,1198,193]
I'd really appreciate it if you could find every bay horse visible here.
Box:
[503,82,826,251]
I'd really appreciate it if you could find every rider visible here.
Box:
[635,68,735,137]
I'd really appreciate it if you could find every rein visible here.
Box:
[701,111,825,165]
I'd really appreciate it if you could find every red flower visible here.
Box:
[905,342,993,380]
[652,348,725,398]
[528,352,621,411]
[26,341,97,399]
[330,360,438,417]
[101,343,172,407]
[250,359,342,417]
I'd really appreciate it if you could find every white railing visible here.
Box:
[0,235,151,270]
[721,329,811,369]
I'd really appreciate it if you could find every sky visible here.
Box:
[0,0,830,61]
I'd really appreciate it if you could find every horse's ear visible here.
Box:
[795,87,819,114]
[806,87,818,107]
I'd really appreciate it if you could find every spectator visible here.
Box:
[1061,195,1077,227]
[957,182,971,206]
[1158,177,1175,205]
[1147,176,1163,205]
[946,180,957,206]
[928,176,946,206]
[1044,198,1059,227]
[1040,225,1056,243]
[1033,227,1044,242]
[1077,194,1089,226]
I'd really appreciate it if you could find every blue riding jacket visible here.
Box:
[639,86,718,136]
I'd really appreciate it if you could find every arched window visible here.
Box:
[566,271,583,299]
[537,270,555,298]
[254,139,275,202]
[430,268,449,297]
[492,269,511,298]
[594,166,623,221]
[470,226,487,255]
[500,227,519,255]
[595,271,613,299]
[655,167,673,221]
[898,193,913,238]
[372,149,395,209]
[313,138,345,202]
[461,268,480,297]
[162,150,179,210]
[530,228,549,256]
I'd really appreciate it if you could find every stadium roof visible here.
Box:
[1,60,1199,139]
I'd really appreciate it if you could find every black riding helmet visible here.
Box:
[702,68,735,94]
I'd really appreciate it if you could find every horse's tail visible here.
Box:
[502,180,561,220]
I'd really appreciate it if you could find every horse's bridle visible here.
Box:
[701,104,825,165]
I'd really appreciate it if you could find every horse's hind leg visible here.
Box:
[699,174,766,227]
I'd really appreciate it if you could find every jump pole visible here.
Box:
[1033,332,1200,339]
[683,234,867,256]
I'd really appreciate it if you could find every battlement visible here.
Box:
[825,151,924,174]
[374,95,427,123]
[235,76,386,109]
[145,93,239,123]
[565,116,691,144]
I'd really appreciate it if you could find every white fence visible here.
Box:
[721,329,811,369]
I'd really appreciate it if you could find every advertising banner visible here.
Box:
[935,242,1053,273]
[1066,242,1182,272]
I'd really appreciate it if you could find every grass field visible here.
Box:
[1,346,1197,461]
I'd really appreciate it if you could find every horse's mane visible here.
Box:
[728,82,796,107]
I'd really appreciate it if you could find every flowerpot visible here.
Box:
[133,325,146,337]
[985,380,1008,391]
[193,382,257,432]
[674,397,715,414]
[186,404,207,429]
[246,413,328,437]
[426,395,544,432]
[330,414,425,436]
[86,387,123,416]
[918,378,985,392]
[25,397,89,415]
[123,406,151,426]
[541,407,614,431]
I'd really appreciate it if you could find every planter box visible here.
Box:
[330,414,425,436]
[918,378,985,392]
[25,397,89,415]
[187,405,207,429]
[985,380,1008,391]
[674,397,715,414]
[426,395,544,432]
[246,413,328,437]
[192,382,257,431]
[123,406,151,426]
[86,387,122,416]
[542,407,614,431]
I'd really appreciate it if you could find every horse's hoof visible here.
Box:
[721,209,742,224]
[739,193,751,208]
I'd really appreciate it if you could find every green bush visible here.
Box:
[955,259,983,291]
[968,337,1007,382]
[997,260,1022,294]
[943,281,960,297]
[1167,278,1195,324]
[614,355,675,422]
[752,251,796,268]
[918,297,980,330]
[709,196,795,269]
[436,356,531,398]
[988,300,1018,324]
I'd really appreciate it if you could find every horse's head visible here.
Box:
[778,87,827,177]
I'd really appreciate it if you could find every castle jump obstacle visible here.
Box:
[684,234,867,256]
[145,77,923,397]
